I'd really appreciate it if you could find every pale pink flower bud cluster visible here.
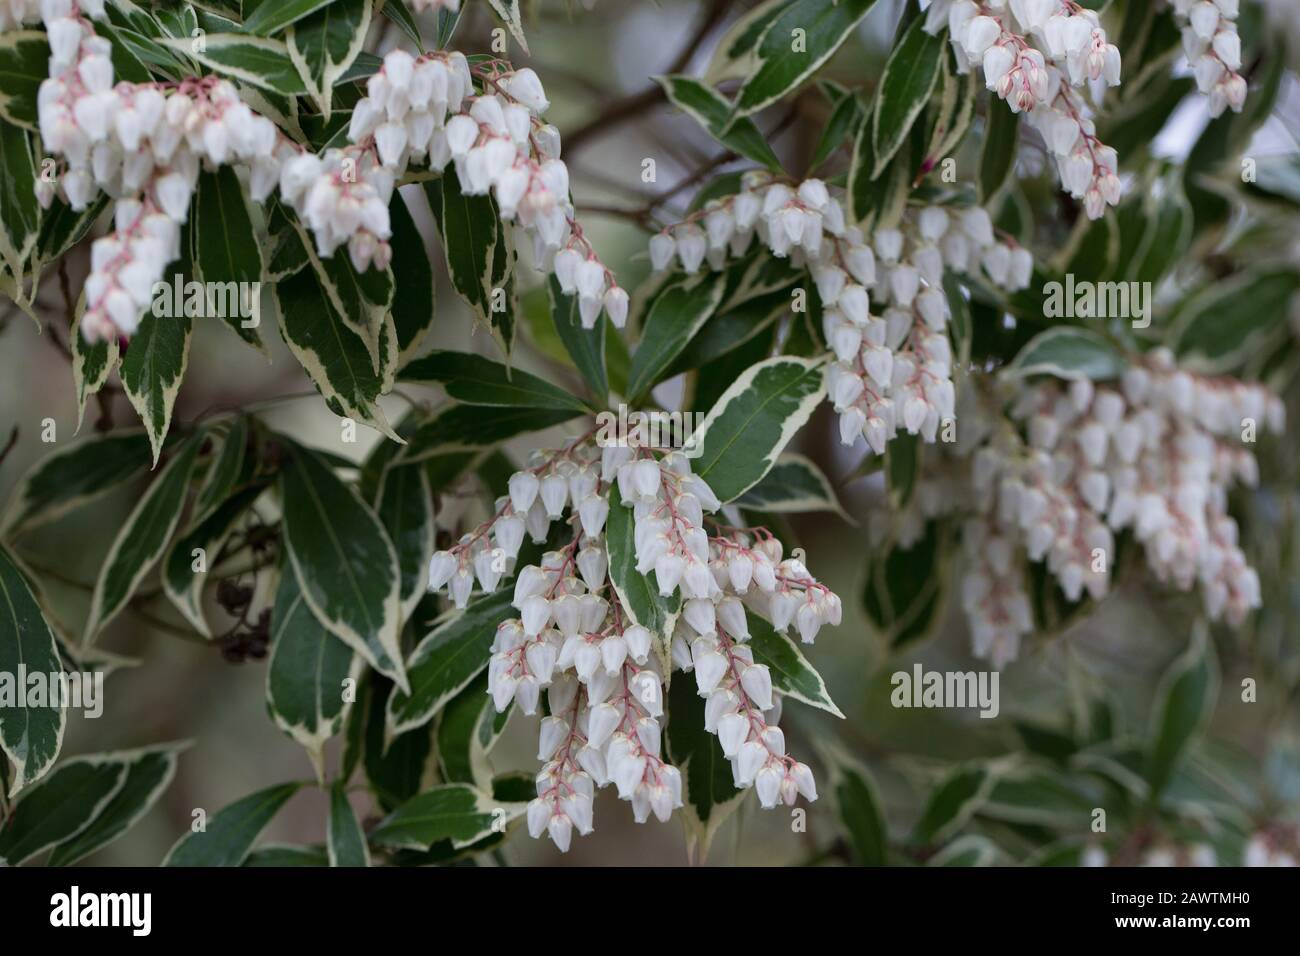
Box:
[1244,826,1299,867]
[2,0,101,31]
[338,50,625,326]
[961,348,1282,666]
[429,431,841,847]
[1083,841,1217,867]
[35,4,284,341]
[1172,0,1247,116]
[650,173,852,274]
[925,0,1123,219]
[824,203,1031,458]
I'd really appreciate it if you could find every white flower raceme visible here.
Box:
[961,348,1281,667]
[2,0,102,30]
[427,432,840,849]
[924,0,1124,219]
[34,3,286,341]
[1171,0,1247,117]
[651,174,1030,459]
[822,201,1031,459]
[339,49,627,329]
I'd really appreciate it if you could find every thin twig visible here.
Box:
[561,0,732,153]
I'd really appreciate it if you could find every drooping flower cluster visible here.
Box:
[1083,841,1217,867]
[1244,825,1299,867]
[315,49,627,327]
[925,0,1124,218]
[427,433,839,849]
[822,201,1032,457]
[650,173,1030,458]
[34,3,285,340]
[962,348,1282,667]
[1171,0,1246,117]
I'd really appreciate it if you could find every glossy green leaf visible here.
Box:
[0,544,66,797]
[163,782,302,866]
[690,356,827,502]
[280,443,406,691]
[385,589,516,739]
[327,781,370,866]
[84,437,202,642]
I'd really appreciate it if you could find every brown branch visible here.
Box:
[561,0,733,153]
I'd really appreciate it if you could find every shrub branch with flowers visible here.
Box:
[0,0,1296,868]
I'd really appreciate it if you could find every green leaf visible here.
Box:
[606,484,681,661]
[690,355,827,503]
[120,310,194,468]
[385,589,517,739]
[266,566,361,775]
[0,544,66,797]
[657,74,782,171]
[280,443,407,691]
[192,415,250,526]
[374,461,436,626]
[35,193,108,269]
[1130,184,1192,285]
[162,484,264,636]
[0,755,125,863]
[369,782,520,850]
[848,101,910,229]
[163,782,302,866]
[1004,327,1128,382]
[47,744,185,866]
[666,677,742,860]
[242,0,336,35]
[388,189,436,367]
[745,609,843,717]
[548,276,608,401]
[862,521,948,650]
[243,843,329,866]
[360,676,434,810]
[627,272,727,401]
[435,3,463,47]
[327,781,370,866]
[161,34,308,95]
[833,760,887,865]
[84,437,203,643]
[703,0,787,85]
[1170,268,1300,375]
[485,0,529,53]
[884,431,919,509]
[1,431,151,535]
[381,0,423,47]
[729,0,878,121]
[425,168,507,329]
[0,120,40,277]
[979,769,1101,828]
[437,675,509,789]
[0,31,49,128]
[401,350,591,413]
[978,100,1020,204]
[911,764,995,846]
[871,16,945,178]
[287,0,372,118]
[191,166,265,350]
[736,453,851,522]
[274,262,397,440]
[1146,624,1217,800]
[810,86,864,170]
[395,403,580,467]
[928,834,1000,866]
